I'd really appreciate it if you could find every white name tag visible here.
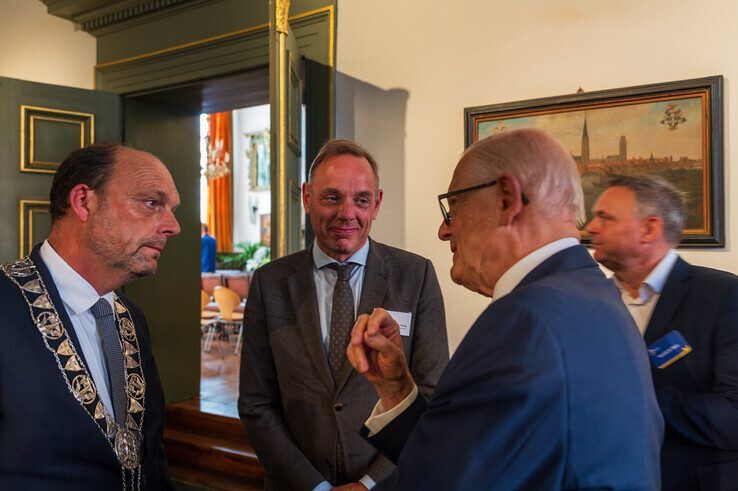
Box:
[387,310,412,337]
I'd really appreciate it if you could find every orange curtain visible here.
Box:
[206,111,233,253]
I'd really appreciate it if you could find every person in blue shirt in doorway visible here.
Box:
[201,223,216,273]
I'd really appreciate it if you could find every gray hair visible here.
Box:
[606,174,687,244]
[461,128,585,224]
[308,139,380,186]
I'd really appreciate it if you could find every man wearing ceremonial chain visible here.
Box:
[0,143,178,489]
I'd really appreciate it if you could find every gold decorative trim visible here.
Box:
[94,5,334,70]
[274,0,292,34]
[20,105,94,174]
[19,200,51,258]
[278,31,287,258]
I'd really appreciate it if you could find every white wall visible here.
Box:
[0,0,95,89]
[336,0,738,351]
[231,104,271,247]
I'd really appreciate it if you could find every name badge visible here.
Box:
[387,310,412,337]
[648,330,692,369]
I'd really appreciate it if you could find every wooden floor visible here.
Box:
[199,337,240,419]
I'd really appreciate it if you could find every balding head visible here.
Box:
[438,128,583,297]
[459,128,585,225]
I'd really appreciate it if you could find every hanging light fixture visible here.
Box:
[203,134,231,180]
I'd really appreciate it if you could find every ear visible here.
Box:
[67,184,96,223]
[641,216,664,243]
[301,182,312,213]
[371,188,383,220]
[496,174,525,226]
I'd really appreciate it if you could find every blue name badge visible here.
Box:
[648,330,692,369]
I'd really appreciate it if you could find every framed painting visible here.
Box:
[244,129,270,191]
[465,75,724,247]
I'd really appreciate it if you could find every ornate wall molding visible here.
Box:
[41,0,214,35]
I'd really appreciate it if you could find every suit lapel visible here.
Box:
[336,239,389,393]
[644,257,692,345]
[287,247,336,393]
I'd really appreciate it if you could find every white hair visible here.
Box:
[461,128,585,225]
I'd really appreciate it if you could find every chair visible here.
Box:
[201,273,222,313]
[212,286,245,355]
[224,273,251,314]
[201,290,219,321]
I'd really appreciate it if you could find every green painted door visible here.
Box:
[270,0,305,258]
[0,76,121,263]
[122,96,201,403]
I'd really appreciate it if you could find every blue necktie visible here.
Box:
[90,298,128,425]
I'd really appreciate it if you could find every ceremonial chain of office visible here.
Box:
[1,256,148,491]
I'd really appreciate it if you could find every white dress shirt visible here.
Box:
[39,240,116,416]
[612,249,678,335]
[312,240,369,351]
[364,237,581,435]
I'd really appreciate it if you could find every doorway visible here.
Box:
[199,99,305,419]
[123,67,302,419]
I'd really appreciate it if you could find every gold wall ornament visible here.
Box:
[274,0,292,34]
[72,375,97,404]
[19,200,52,259]
[20,105,94,174]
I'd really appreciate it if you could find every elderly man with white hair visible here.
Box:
[347,128,664,490]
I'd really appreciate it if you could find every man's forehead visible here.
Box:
[594,187,634,210]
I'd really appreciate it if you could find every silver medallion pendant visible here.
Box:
[114,428,141,470]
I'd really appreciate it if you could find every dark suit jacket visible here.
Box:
[238,239,449,490]
[365,245,664,490]
[0,246,172,490]
[644,257,738,490]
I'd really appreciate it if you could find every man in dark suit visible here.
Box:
[0,142,177,489]
[239,139,448,490]
[587,175,738,490]
[347,129,663,489]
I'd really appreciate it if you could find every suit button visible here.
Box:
[334,402,344,412]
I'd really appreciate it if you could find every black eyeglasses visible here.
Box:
[438,179,529,226]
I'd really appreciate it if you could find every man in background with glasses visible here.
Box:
[347,128,664,489]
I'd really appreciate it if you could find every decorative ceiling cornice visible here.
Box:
[40,0,213,35]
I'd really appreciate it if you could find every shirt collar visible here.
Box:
[643,249,678,294]
[492,237,580,301]
[612,249,678,299]
[312,239,370,269]
[39,240,115,315]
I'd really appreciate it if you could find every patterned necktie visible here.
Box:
[90,298,128,425]
[326,263,356,382]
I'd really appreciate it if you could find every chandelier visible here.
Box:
[204,136,231,180]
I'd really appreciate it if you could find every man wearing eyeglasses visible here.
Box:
[239,139,449,490]
[347,128,664,489]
